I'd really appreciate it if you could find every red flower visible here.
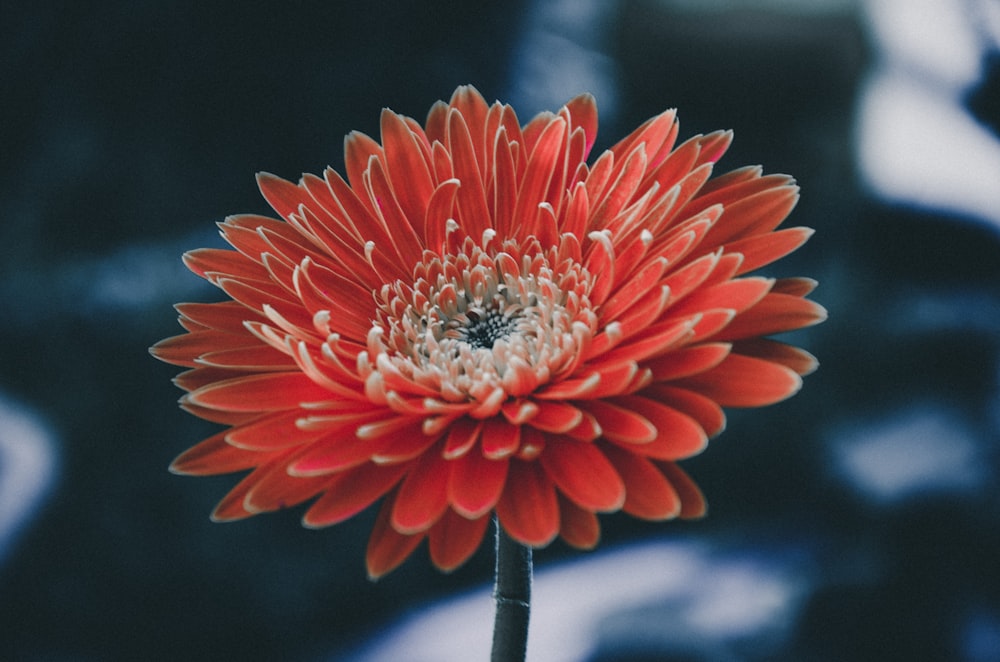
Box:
[152,86,825,578]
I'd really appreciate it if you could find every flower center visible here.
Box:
[448,306,520,350]
[365,236,598,410]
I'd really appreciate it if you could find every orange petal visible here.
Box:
[288,416,394,475]
[447,109,491,240]
[496,459,559,547]
[428,509,491,572]
[481,417,522,459]
[184,247,268,282]
[729,227,814,276]
[226,411,326,451]
[644,384,727,439]
[151,330,248,368]
[175,301,257,334]
[656,461,707,519]
[731,338,819,376]
[442,416,482,459]
[185,372,334,412]
[539,437,625,512]
[448,449,509,519]
[667,277,774,319]
[563,93,598,155]
[771,276,818,297]
[197,345,296,371]
[557,494,601,550]
[380,109,434,234]
[169,429,265,476]
[585,399,656,444]
[602,443,681,520]
[704,184,800,248]
[244,463,329,514]
[366,494,425,579]
[608,396,708,460]
[644,342,732,381]
[391,449,450,534]
[512,117,566,237]
[719,291,826,340]
[302,462,407,528]
[675,353,802,407]
[529,401,584,434]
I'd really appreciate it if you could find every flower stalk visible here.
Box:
[491,519,532,662]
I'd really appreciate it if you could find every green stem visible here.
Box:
[491,518,532,662]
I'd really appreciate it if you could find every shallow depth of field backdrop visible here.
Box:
[2,1,999,660]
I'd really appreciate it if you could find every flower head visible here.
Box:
[152,86,825,578]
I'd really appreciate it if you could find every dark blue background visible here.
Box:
[2,1,998,660]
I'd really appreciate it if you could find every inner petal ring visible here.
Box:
[366,236,599,407]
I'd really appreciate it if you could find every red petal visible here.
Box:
[600,257,669,324]
[496,459,559,546]
[288,415,395,475]
[602,443,681,520]
[198,345,296,371]
[448,449,509,519]
[169,429,265,476]
[302,462,407,528]
[366,494,425,579]
[256,172,312,220]
[512,117,566,237]
[428,510,490,572]
[151,330,247,367]
[608,396,708,460]
[380,109,434,235]
[447,109,491,240]
[729,227,814,276]
[481,418,522,460]
[184,247,267,282]
[596,317,694,364]
[244,463,329,514]
[585,399,656,444]
[490,127,518,237]
[424,179,460,252]
[449,85,490,162]
[644,384,727,438]
[675,353,802,407]
[539,437,625,512]
[344,130,384,206]
[645,342,732,381]
[731,338,819,376]
[175,301,257,334]
[591,143,647,230]
[390,449,450,534]
[720,292,826,340]
[529,401,584,434]
[557,494,601,550]
[226,411,326,451]
[185,372,333,412]
[703,184,800,248]
[666,277,774,319]
[771,276,818,297]
[442,416,482,459]
[655,461,707,519]
[563,93,598,155]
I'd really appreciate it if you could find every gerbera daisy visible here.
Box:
[151,85,825,579]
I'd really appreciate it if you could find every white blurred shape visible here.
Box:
[865,0,982,88]
[830,408,986,503]
[856,0,1000,229]
[0,395,59,564]
[348,540,804,662]
[507,0,620,122]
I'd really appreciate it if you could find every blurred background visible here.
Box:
[2,0,999,660]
